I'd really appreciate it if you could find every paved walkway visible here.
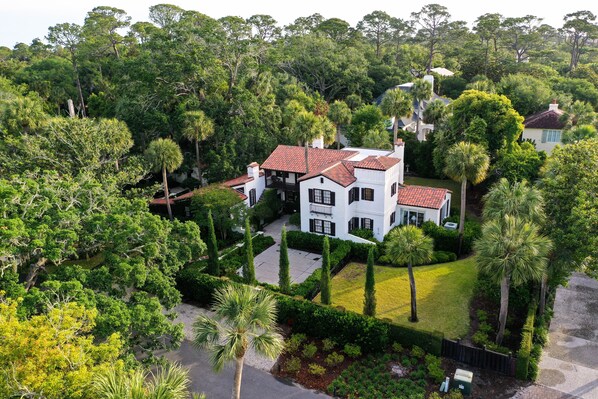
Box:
[252,215,322,286]
[164,301,330,399]
[533,273,598,399]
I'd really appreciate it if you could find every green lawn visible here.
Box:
[317,258,478,339]
[404,176,462,211]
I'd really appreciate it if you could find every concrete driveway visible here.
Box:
[535,273,598,399]
[252,215,322,285]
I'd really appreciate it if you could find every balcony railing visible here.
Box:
[310,203,333,215]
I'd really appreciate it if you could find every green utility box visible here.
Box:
[452,368,473,396]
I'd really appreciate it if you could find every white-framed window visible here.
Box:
[310,189,335,205]
[314,189,322,203]
[361,218,374,230]
[390,211,396,226]
[402,210,425,227]
[391,183,397,197]
[542,129,561,143]
[310,219,336,236]
[362,188,374,201]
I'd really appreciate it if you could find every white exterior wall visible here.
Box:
[522,128,562,154]
[232,174,266,208]
[300,176,350,239]
[395,192,452,226]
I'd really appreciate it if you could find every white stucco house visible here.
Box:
[521,101,566,154]
[225,139,451,243]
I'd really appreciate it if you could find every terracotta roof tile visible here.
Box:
[524,109,565,129]
[397,185,449,209]
[223,170,264,187]
[150,190,195,206]
[299,161,358,187]
[261,145,357,174]
[354,155,401,171]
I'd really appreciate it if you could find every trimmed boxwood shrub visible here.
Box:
[421,220,481,254]
[286,230,379,261]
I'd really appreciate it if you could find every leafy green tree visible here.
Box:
[444,142,490,254]
[494,141,546,183]
[347,104,386,147]
[328,100,352,149]
[0,299,123,399]
[411,4,452,72]
[474,13,502,75]
[539,138,598,280]
[279,225,291,294]
[497,74,553,116]
[0,95,47,137]
[291,111,321,173]
[380,88,413,144]
[385,226,434,322]
[362,129,392,149]
[561,11,598,70]
[363,246,377,317]
[422,99,447,125]
[145,138,184,221]
[320,236,331,305]
[193,284,284,399]
[83,6,131,59]
[356,11,393,58]
[474,216,551,344]
[562,124,597,143]
[92,363,203,399]
[206,210,220,276]
[191,185,245,240]
[501,15,544,63]
[182,110,215,186]
[412,79,433,135]
[243,218,255,284]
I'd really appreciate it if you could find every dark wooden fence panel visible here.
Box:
[441,339,516,376]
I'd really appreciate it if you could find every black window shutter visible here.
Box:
[361,188,365,199]
[331,223,336,236]
[371,219,374,230]
[309,219,314,232]
[361,218,365,229]
[348,221,351,232]
[355,187,360,201]
[309,189,314,203]
[331,192,335,206]
[371,189,375,201]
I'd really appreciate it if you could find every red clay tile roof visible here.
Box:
[261,145,358,174]
[354,155,401,171]
[150,190,195,206]
[235,190,248,200]
[524,109,565,130]
[222,171,264,187]
[299,161,358,187]
[397,185,449,209]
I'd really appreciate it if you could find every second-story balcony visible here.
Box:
[310,203,333,215]
[266,175,299,191]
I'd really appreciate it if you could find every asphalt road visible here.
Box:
[164,340,331,399]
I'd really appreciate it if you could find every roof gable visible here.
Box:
[261,145,357,174]
[524,109,565,130]
[354,155,401,171]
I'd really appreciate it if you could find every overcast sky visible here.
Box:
[1,0,595,48]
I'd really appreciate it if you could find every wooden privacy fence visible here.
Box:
[441,339,516,377]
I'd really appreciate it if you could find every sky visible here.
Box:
[0,0,595,48]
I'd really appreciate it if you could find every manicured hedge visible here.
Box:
[286,230,379,261]
[515,300,537,380]
[176,270,443,355]
[421,220,481,254]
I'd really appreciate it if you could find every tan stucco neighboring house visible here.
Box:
[522,101,566,154]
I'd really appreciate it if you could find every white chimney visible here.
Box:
[247,162,259,178]
[393,139,405,160]
[423,74,434,97]
[311,136,324,149]
[548,99,559,112]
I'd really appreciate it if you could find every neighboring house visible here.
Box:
[224,139,451,242]
[223,162,265,208]
[376,74,451,142]
[522,101,565,154]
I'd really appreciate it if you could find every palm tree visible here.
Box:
[380,88,413,144]
[474,215,552,345]
[411,79,433,138]
[483,178,550,313]
[291,111,322,173]
[181,110,214,186]
[145,138,184,221]
[385,226,434,322]
[328,100,352,149]
[444,142,490,254]
[193,284,284,399]
[93,363,204,399]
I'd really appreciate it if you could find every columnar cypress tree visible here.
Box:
[363,246,377,316]
[243,218,255,284]
[320,236,331,305]
[279,225,291,294]
[206,210,220,276]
